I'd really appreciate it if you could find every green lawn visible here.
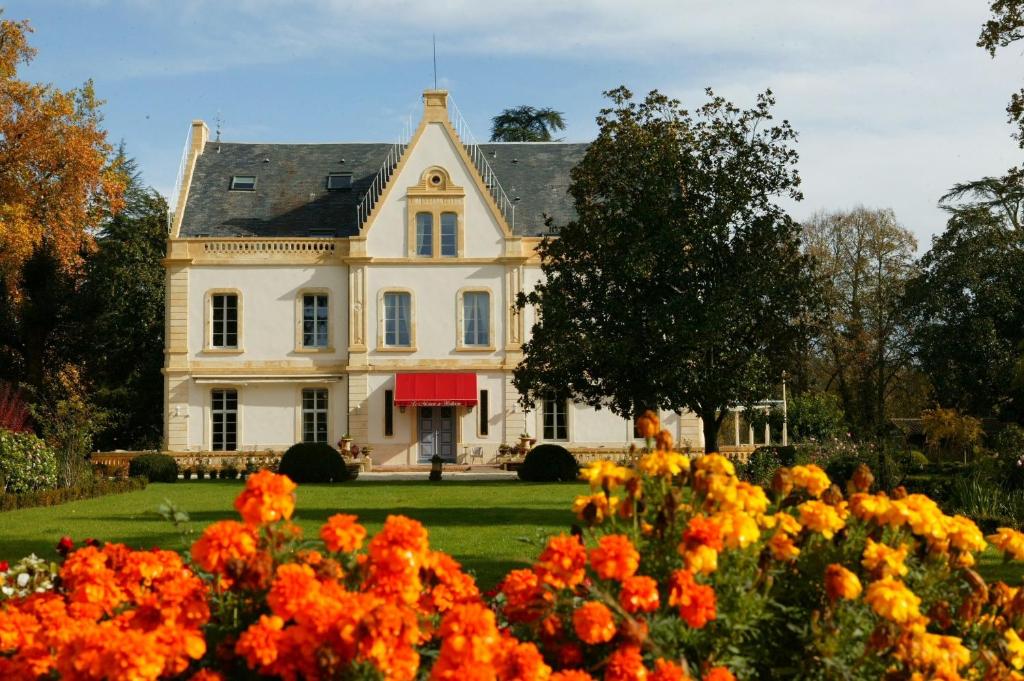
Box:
[0,480,1020,589]
[0,480,587,588]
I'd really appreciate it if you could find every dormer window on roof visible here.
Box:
[230,175,256,191]
[326,173,352,190]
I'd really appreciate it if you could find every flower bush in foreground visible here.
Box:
[0,427,1022,679]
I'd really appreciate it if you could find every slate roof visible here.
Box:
[178,140,589,238]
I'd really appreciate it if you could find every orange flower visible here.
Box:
[619,575,660,614]
[267,564,320,620]
[535,534,587,590]
[668,570,716,629]
[430,602,502,679]
[824,564,862,602]
[235,614,285,670]
[190,520,259,576]
[703,667,735,681]
[605,644,648,681]
[233,470,296,525]
[636,410,660,439]
[572,601,616,644]
[652,658,691,681]
[319,513,367,553]
[682,515,725,552]
[496,639,552,680]
[589,534,640,581]
[499,568,549,624]
[550,672,595,681]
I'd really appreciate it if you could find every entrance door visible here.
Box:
[418,406,456,463]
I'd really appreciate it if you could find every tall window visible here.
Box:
[384,389,394,436]
[383,292,412,347]
[440,212,457,257]
[211,294,238,348]
[302,294,329,348]
[415,213,433,256]
[479,389,489,436]
[211,389,237,451]
[543,395,568,441]
[463,291,490,346]
[302,389,328,443]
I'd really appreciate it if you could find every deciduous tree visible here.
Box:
[0,13,123,295]
[514,87,817,453]
[802,208,920,438]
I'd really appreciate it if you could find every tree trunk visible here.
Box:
[702,412,721,454]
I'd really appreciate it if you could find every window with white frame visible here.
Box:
[462,291,490,346]
[383,292,412,347]
[415,213,433,256]
[440,212,457,257]
[211,389,238,451]
[211,294,238,348]
[302,294,329,348]
[543,395,568,441]
[302,388,328,443]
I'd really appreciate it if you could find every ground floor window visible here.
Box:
[543,395,568,441]
[211,389,237,451]
[302,388,328,443]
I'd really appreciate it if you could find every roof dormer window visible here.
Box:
[326,173,352,190]
[230,175,256,191]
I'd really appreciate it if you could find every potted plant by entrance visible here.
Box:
[338,434,353,453]
[519,433,533,451]
[429,454,444,482]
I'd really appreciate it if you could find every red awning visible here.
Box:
[394,373,477,407]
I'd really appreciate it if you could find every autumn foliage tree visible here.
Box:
[0,13,123,296]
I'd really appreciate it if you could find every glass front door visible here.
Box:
[418,406,455,463]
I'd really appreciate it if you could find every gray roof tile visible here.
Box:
[179,140,588,238]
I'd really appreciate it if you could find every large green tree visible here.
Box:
[802,208,920,438]
[514,87,817,452]
[907,176,1024,422]
[979,0,1024,145]
[79,154,167,449]
[490,106,566,142]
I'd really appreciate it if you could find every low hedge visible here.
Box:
[128,453,179,483]
[518,444,579,482]
[0,429,58,493]
[0,477,147,512]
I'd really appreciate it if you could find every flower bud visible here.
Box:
[635,410,659,439]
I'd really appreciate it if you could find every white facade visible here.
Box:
[163,90,704,465]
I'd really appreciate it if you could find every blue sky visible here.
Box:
[7,1,1023,246]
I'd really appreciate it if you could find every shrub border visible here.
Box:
[0,477,147,512]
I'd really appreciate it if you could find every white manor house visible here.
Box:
[162,90,710,466]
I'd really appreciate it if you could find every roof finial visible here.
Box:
[215,110,222,142]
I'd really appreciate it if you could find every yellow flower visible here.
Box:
[849,492,893,524]
[712,510,760,549]
[797,500,845,539]
[580,461,633,491]
[572,493,619,524]
[824,564,862,601]
[790,464,832,498]
[864,576,922,624]
[732,481,769,515]
[695,454,736,477]
[988,528,1024,561]
[637,450,690,478]
[945,515,986,554]
[862,538,909,578]
[897,631,970,677]
[1006,629,1024,670]
[768,532,800,561]
[683,544,718,575]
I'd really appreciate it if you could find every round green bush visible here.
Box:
[518,444,579,482]
[739,447,783,488]
[0,429,58,493]
[278,442,349,483]
[128,453,179,483]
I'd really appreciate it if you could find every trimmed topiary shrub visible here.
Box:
[128,453,179,483]
[0,429,58,493]
[278,442,350,483]
[517,444,579,482]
